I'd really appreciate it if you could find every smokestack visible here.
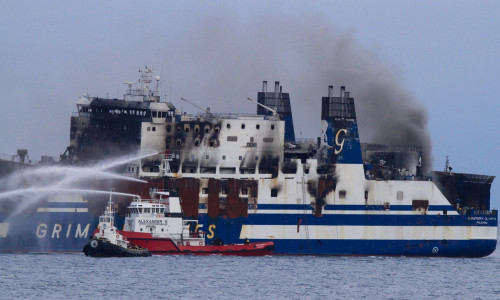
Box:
[345,91,350,99]
[274,81,279,93]
[340,86,345,98]
[328,85,333,99]
[262,81,267,93]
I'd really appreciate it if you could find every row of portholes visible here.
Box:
[166,123,276,133]
[166,137,220,147]
[226,123,275,130]
[201,186,249,195]
[185,155,257,161]
[167,124,220,134]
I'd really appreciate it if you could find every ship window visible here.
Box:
[256,124,260,129]
[412,200,429,212]
[241,187,248,195]
[206,155,209,160]
[227,123,231,129]
[184,125,190,132]
[152,127,156,131]
[194,125,200,133]
[220,167,235,174]
[204,126,210,133]
[397,191,403,200]
[215,127,220,133]
[167,125,171,132]
[194,140,200,146]
[241,124,246,129]
[227,136,237,142]
[147,127,151,131]
[271,124,275,130]
[339,190,346,199]
[222,155,226,160]
[383,202,390,210]
[271,189,278,197]
[152,111,157,117]
[365,191,368,200]
[176,139,181,146]
[250,137,254,142]
[202,188,208,194]
[239,156,242,160]
[255,156,259,161]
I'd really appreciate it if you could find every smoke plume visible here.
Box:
[165,10,432,172]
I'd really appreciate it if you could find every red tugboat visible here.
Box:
[120,191,275,256]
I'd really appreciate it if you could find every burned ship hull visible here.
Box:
[0,69,497,256]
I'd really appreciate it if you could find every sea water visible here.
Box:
[0,248,498,299]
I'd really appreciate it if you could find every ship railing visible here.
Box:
[295,138,316,144]
[458,208,498,216]
[471,209,498,216]
[0,153,18,162]
[192,112,263,120]
[365,174,433,181]
[291,139,317,149]
[0,153,41,165]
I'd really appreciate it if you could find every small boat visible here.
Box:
[83,195,151,257]
[121,190,275,256]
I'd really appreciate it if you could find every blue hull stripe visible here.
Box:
[270,239,497,256]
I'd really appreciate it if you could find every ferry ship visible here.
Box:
[0,67,497,256]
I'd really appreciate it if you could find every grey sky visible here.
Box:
[1,1,499,208]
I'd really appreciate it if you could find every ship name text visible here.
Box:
[138,219,166,226]
[36,223,90,239]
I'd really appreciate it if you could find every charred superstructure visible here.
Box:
[65,66,176,163]
[1,67,497,256]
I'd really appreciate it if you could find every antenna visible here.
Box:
[107,188,115,215]
[444,155,452,173]
[155,75,160,94]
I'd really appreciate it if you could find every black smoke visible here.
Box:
[168,10,432,172]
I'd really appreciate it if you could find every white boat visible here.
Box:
[83,195,151,257]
